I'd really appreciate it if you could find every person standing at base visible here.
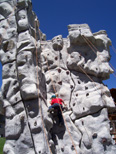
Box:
[48,95,67,125]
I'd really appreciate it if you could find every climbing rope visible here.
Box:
[79,34,116,104]
[53,47,93,154]
[0,5,39,154]
[33,14,116,154]
[38,29,115,154]
[81,35,116,77]
[63,29,116,148]
[0,4,39,154]
[112,45,116,54]
[41,45,78,154]
[34,19,53,154]
[55,41,92,153]
[64,46,114,154]
[56,44,78,154]
[37,33,78,154]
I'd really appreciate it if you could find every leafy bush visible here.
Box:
[0,138,5,154]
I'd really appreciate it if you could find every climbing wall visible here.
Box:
[0,0,51,154]
[0,0,116,154]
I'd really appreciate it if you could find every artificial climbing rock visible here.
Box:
[0,0,116,154]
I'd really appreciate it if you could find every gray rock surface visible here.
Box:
[0,0,116,154]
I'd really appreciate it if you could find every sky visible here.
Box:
[0,0,116,89]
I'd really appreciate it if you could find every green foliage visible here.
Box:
[0,138,5,154]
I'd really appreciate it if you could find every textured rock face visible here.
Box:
[0,0,116,154]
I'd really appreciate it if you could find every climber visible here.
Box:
[48,95,67,126]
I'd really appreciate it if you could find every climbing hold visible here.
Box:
[82,64,84,67]
[82,121,84,125]
[71,145,74,150]
[86,93,89,96]
[58,68,61,73]
[78,81,81,84]
[7,56,10,59]
[25,55,28,61]
[85,86,88,90]
[61,147,64,152]
[55,57,58,60]
[9,64,12,68]
[76,94,78,97]
[15,97,17,101]
[58,81,62,85]
[73,103,75,106]
[70,85,73,89]
[71,55,73,58]
[66,71,70,75]
[102,138,107,143]
[34,121,37,126]
[92,133,97,139]
[83,107,85,110]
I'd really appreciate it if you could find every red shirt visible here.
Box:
[51,98,63,105]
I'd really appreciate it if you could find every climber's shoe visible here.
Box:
[47,108,54,112]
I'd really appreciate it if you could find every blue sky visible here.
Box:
[0,0,116,89]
